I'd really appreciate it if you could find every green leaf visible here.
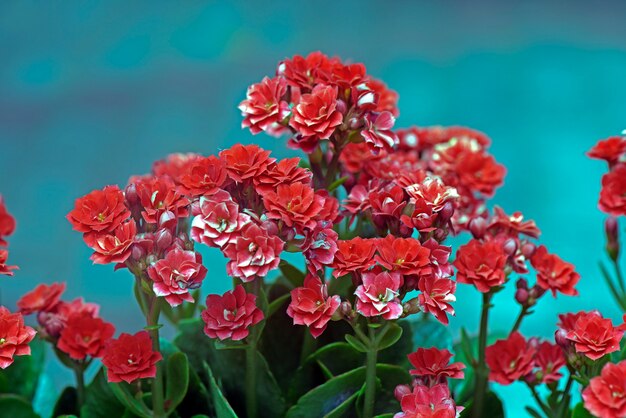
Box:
[0,337,45,399]
[572,402,594,418]
[524,406,544,418]
[267,293,290,317]
[175,365,212,417]
[109,382,151,418]
[165,352,190,414]
[345,334,369,353]
[80,368,127,418]
[374,415,394,418]
[204,363,237,418]
[279,260,306,287]
[376,323,403,351]
[52,386,78,417]
[460,391,504,418]
[0,394,40,418]
[143,324,164,331]
[328,176,348,193]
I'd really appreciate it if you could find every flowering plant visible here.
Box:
[0,52,624,418]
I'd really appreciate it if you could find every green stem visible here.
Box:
[299,330,317,364]
[613,257,626,298]
[73,363,85,411]
[557,374,574,418]
[245,279,262,418]
[510,305,528,335]
[473,292,492,418]
[363,326,378,418]
[147,297,165,418]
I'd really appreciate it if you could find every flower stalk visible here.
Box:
[473,292,492,418]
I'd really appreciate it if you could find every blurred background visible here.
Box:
[1,1,625,416]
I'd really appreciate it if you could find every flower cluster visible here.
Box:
[588,134,626,217]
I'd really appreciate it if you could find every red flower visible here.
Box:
[394,384,461,418]
[488,206,541,239]
[582,360,626,418]
[331,237,377,277]
[565,311,623,360]
[418,276,456,325]
[289,85,343,140]
[407,347,465,382]
[600,163,626,216]
[136,177,189,224]
[88,220,136,265]
[278,51,335,90]
[177,156,227,197]
[37,298,99,339]
[254,158,312,195]
[147,249,207,307]
[454,239,507,292]
[67,185,130,234]
[222,223,283,281]
[361,111,398,155]
[191,191,250,248]
[219,144,274,183]
[355,270,403,320]
[486,332,536,385]
[152,153,201,183]
[101,331,162,383]
[0,307,36,369]
[531,245,579,296]
[0,250,17,276]
[239,76,290,135]
[302,223,338,273]
[587,136,626,164]
[262,182,323,231]
[0,196,16,247]
[18,282,66,315]
[57,313,115,360]
[533,341,566,384]
[201,285,263,341]
[287,275,340,338]
[368,78,399,117]
[376,235,432,277]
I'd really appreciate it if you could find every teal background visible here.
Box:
[1,1,625,416]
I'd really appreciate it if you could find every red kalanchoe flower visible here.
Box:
[488,206,541,239]
[289,85,343,140]
[0,306,36,369]
[201,285,263,341]
[407,347,465,382]
[287,275,341,338]
[582,360,626,418]
[301,223,338,274]
[101,331,162,383]
[17,282,66,315]
[454,239,507,293]
[376,235,432,277]
[219,144,275,183]
[38,298,100,339]
[191,191,250,248]
[394,384,462,418]
[531,245,580,296]
[368,78,399,117]
[361,111,398,155]
[599,163,626,216]
[177,155,228,197]
[565,310,623,360]
[239,76,290,136]
[486,332,536,385]
[152,153,201,183]
[0,250,17,276]
[533,341,566,384]
[0,196,16,247]
[88,220,136,265]
[147,249,208,307]
[57,313,115,360]
[136,177,189,224]
[67,185,130,234]
[587,136,626,165]
[278,51,335,90]
[222,223,283,281]
[254,158,312,195]
[418,276,456,325]
[355,270,403,320]
[262,182,323,231]
[331,237,377,277]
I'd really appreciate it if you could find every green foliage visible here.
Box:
[572,402,594,418]
[0,337,45,400]
[460,391,505,418]
[0,394,40,418]
[165,352,190,414]
[205,364,238,418]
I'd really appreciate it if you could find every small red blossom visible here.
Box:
[531,245,580,296]
[88,220,136,265]
[201,285,263,341]
[486,332,536,385]
[147,249,208,307]
[152,153,201,183]
[565,310,623,360]
[331,237,377,277]
[582,360,626,418]
[376,235,431,277]
[37,298,100,339]
[278,51,335,90]
[136,177,189,224]
[101,331,162,383]
[287,275,341,338]
[191,191,250,248]
[239,76,290,136]
[222,223,283,281]
[587,136,626,164]
[394,384,462,418]
[418,276,456,325]
[488,206,541,239]
[254,158,312,195]
[177,155,228,197]
[67,185,130,234]
[289,85,343,140]
[18,282,66,315]
[533,341,566,384]
[0,306,36,369]
[57,313,115,360]
[0,196,16,246]
[0,250,17,276]
[302,223,338,273]
[407,347,465,382]
[220,144,275,183]
[262,182,323,231]
[599,163,626,216]
[355,270,403,320]
[454,239,507,292]
[361,111,398,155]
[368,78,399,117]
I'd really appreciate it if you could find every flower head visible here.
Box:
[0,196,16,247]
[223,223,284,281]
[57,313,115,360]
[600,163,626,216]
[262,182,323,232]
[177,155,228,197]
[331,237,377,278]
[565,311,623,360]
[0,307,36,369]
[531,245,579,296]
[289,85,343,142]
[239,76,290,136]
[407,347,465,383]
[287,275,340,338]
[394,384,461,418]
[67,185,130,234]
[18,282,66,315]
[88,220,137,265]
[355,270,403,320]
[101,331,162,383]
[191,191,250,248]
[454,239,507,292]
[201,285,263,341]
[147,249,208,307]
[486,332,536,385]
[583,360,626,418]
[219,144,274,183]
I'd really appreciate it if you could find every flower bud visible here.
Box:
[515,288,529,305]
[394,384,412,402]
[520,242,536,258]
[37,311,64,339]
[554,329,570,350]
[439,202,455,223]
[503,238,518,256]
[261,220,279,237]
[516,277,529,290]
[124,183,139,206]
[340,301,353,318]
[155,228,173,252]
[403,298,421,315]
[605,217,620,262]
[468,217,487,239]
[336,99,347,115]
[158,210,177,232]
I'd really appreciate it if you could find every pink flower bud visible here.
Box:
[340,301,353,317]
[37,311,64,339]
[439,201,455,222]
[336,99,347,115]
[554,329,570,349]
[515,288,529,305]
[516,277,529,290]
[468,217,487,239]
[158,210,177,232]
[520,242,536,258]
[155,228,173,252]
[503,238,518,256]
[605,217,620,262]
[394,384,412,402]
[124,183,139,206]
